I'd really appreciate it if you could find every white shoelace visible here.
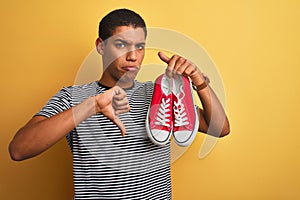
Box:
[154,97,171,127]
[173,85,189,127]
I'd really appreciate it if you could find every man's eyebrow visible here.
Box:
[114,39,128,44]
[114,38,145,45]
[137,42,146,45]
[115,38,128,43]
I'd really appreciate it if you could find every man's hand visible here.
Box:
[158,51,206,86]
[95,86,130,136]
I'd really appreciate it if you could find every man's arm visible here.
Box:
[158,51,230,137]
[194,82,230,137]
[9,86,130,161]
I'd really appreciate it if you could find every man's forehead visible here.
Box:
[110,26,146,43]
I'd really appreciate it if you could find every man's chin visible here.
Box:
[118,72,138,86]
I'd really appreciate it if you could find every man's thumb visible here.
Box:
[112,116,126,136]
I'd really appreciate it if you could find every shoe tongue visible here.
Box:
[162,85,170,94]
[161,76,172,95]
[173,76,183,95]
[174,86,184,99]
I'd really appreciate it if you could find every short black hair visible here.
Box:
[98,8,147,41]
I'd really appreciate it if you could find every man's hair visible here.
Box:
[98,8,147,41]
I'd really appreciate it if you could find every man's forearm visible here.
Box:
[9,96,96,161]
[196,85,230,137]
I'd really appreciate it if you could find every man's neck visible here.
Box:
[98,77,134,89]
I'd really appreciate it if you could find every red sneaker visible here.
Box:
[172,75,199,146]
[146,74,173,145]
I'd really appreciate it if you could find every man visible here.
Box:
[9,8,230,199]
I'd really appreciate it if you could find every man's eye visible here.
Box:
[115,43,125,48]
[136,44,145,50]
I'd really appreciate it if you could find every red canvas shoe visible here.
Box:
[146,74,173,145]
[172,75,199,146]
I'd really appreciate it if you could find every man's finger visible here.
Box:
[158,51,170,64]
[113,102,131,115]
[112,86,122,96]
[158,52,173,77]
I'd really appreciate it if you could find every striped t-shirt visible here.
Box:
[36,81,172,200]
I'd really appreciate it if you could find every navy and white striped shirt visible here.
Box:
[36,81,172,200]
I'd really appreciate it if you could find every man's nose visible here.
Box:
[126,48,137,61]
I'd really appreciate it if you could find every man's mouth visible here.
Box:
[123,66,138,71]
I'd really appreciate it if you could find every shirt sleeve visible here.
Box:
[35,87,72,118]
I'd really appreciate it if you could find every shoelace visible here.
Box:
[173,85,189,127]
[154,97,171,127]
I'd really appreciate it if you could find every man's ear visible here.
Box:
[95,38,104,55]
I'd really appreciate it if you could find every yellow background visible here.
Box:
[1,0,300,199]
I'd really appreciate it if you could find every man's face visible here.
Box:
[98,26,146,87]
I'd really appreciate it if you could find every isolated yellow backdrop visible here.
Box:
[1,0,300,199]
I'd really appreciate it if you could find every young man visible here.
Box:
[9,9,230,199]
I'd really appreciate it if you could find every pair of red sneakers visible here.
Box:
[146,74,199,147]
